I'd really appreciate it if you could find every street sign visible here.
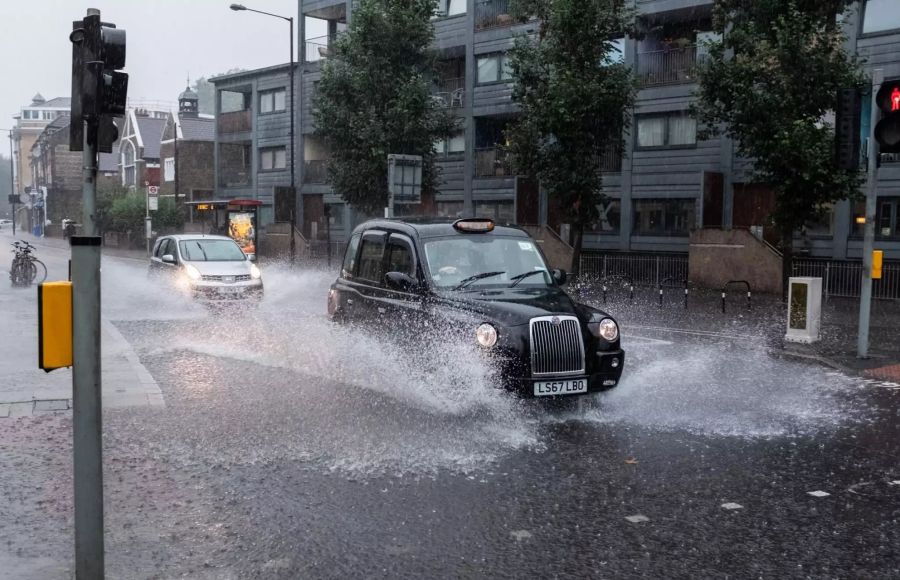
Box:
[148,185,158,211]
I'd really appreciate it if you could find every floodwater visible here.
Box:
[98,257,874,476]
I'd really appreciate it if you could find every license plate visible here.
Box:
[222,275,235,283]
[218,286,242,294]
[533,379,587,396]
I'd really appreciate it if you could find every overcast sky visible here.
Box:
[0,0,325,125]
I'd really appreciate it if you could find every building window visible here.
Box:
[43,111,53,120]
[803,204,834,238]
[259,89,287,114]
[436,201,464,218]
[589,199,621,234]
[326,203,345,227]
[435,133,466,156]
[259,147,287,171]
[476,53,512,84]
[474,200,514,223]
[633,198,696,237]
[122,141,136,186]
[433,0,465,17]
[862,0,900,34]
[636,113,697,149]
[164,158,175,182]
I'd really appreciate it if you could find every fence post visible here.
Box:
[602,254,607,279]
[655,256,660,286]
[824,262,830,303]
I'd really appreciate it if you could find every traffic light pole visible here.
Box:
[857,68,882,359]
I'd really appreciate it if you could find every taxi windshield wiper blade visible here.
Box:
[508,270,547,288]
[452,270,506,291]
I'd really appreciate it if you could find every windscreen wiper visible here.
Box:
[508,270,546,288]
[452,271,506,291]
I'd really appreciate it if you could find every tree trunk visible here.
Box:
[781,224,793,301]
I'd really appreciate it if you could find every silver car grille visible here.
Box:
[529,315,586,376]
[201,274,251,282]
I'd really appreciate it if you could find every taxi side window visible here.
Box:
[153,238,166,258]
[386,236,415,277]
[357,235,386,283]
[342,233,361,278]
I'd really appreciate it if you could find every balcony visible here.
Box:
[474,0,518,31]
[636,45,702,87]
[304,160,329,184]
[475,147,513,177]
[431,77,465,108]
[217,110,252,134]
[599,148,622,173]
[306,33,344,63]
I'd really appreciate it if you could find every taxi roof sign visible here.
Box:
[453,218,495,233]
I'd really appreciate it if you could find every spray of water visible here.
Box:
[98,258,872,474]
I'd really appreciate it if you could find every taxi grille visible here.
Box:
[529,316,585,376]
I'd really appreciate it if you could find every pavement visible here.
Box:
[0,231,164,416]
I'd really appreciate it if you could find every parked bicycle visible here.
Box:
[9,241,47,286]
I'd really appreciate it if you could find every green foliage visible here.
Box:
[505,0,636,266]
[313,0,457,215]
[102,191,183,245]
[193,70,245,115]
[693,0,864,241]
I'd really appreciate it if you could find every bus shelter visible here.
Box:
[184,199,262,259]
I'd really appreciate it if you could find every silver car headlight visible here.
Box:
[250,263,262,279]
[589,318,619,342]
[476,323,498,348]
[184,263,202,281]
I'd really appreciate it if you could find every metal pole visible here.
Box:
[8,132,15,235]
[858,69,882,359]
[145,185,150,256]
[73,115,104,579]
[289,16,297,265]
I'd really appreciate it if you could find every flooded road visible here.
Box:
[2,243,899,578]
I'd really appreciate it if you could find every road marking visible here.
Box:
[625,514,649,523]
[721,502,744,510]
[510,530,532,542]
[888,481,900,487]
[807,490,831,498]
[625,335,675,346]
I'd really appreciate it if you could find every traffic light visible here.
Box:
[69,12,128,153]
[835,88,861,170]
[874,80,900,154]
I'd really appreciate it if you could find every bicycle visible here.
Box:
[9,241,47,287]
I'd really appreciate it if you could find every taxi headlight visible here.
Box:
[589,318,619,342]
[250,264,262,279]
[476,323,498,348]
[184,263,201,281]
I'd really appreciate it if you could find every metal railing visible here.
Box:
[636,45,702,87]
[303,160,329,184]
[475,147,513,177]
[306,34,341,63]
[474,0,517,30]
[580,252,689,287]
[598,148,622,173]
[431,77,465,108]
[792,258,900,300]
[217,110,252,134]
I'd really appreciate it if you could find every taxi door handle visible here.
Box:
[347,298,354,305]
[378,307,386,314]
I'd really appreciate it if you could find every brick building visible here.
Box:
[158,85,215,204]
[29,115,81,226]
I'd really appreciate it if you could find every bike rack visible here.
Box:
[601,274,634,304]
[721,280,751,313]
[659,277,689,309]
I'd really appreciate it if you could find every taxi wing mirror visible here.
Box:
[385,271,419,292]
[552,269,567,285]
[161,254,176,264]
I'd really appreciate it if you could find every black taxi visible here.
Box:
[327,218,624,398]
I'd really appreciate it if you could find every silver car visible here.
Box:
[149,235,263,301]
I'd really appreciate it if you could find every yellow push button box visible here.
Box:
[873,250,883,280]
[38,281,73,372]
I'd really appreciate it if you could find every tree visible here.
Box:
[313,0,456,215]
[693,0,864,294]
[505,0,636,274]
[193,70,245,115]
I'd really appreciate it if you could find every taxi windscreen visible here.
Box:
[179,239,247,262]
[424,237,551,289]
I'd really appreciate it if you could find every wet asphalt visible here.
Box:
[1,247,899,579]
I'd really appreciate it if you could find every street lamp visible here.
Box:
[230,2,297,263]
[0,128,16,235]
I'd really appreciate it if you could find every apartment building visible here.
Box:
[11,94,71,197]
[212,0,900,259]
